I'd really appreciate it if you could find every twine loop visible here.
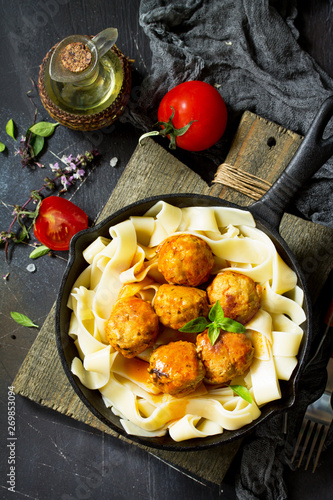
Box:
[213,163,272,200]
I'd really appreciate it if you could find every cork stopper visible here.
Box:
[61,42,92,73]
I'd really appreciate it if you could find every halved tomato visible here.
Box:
[33,196,88,250]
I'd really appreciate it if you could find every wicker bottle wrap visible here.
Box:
[38,44,132,131]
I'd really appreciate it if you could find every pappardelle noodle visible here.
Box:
[67,201,306,442]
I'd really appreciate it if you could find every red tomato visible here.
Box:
[33,196,88,250]
[157,81,227,151]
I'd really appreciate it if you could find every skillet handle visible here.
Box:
[250,95,333,228]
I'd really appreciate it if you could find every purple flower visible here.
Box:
[61,154,76,172]
[50,162,60,172]
[60,175,72,190]
[65,163,77,172]
[64,154,73,163]
[73,168,85,180]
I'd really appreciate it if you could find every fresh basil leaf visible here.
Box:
[219,318,246,333]
[179,316,209,333]
[29,121,59,137]
[0,141,5,152]
[29,245,50,259]
[29,133,45,157]
[10,311,39,328]
[209,300,225,323]
[16,225,30,243]
[6,119,16,141]
[180,300,246,345]
[230,385,253,404]
[208,323,220,346]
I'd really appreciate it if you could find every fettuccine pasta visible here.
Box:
[67,201,305,442]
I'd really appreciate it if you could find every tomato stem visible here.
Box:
[139,107,196,150]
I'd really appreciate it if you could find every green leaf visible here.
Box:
[219,318,246,333]
[209,300,225,323]
[10,312,39,328]
[29,121,59,137]
[230,385,253,404]
[16,225,30,243]
[179,316,209,333]
[0,141,5,152]
[29,134,45,157]
[209,300,246,333]
[29,245,50,259]
[6,119,16,141]
[180,299,247,346]
[208,323,220,346]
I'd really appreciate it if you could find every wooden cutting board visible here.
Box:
[13,111,333,486]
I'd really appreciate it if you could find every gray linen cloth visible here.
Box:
[127,0,333,229]
[123,1,333,498]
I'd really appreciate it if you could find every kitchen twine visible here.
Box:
[213,163,272,200]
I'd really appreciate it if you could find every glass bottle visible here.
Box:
[43,28,124,115]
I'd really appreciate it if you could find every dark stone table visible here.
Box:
[1,1,332,499]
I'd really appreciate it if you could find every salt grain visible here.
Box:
[26,264,36,273]
[110,157,118,167]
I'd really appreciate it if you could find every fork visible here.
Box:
[289,285,333,472]
[290,353,333,472]
[290,300,333,472]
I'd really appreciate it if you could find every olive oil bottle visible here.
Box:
[43,28,124,115]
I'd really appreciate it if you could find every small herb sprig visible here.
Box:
[1,81,58,165]
[180,302,252,404]
[18,114,59,168]
[1,149,99,260]
[29,245,51,259]
[1,118,17,152]
[0,115,58,167]
[179,300,246,345]
[230,385,253,404]
[10,311,39,328]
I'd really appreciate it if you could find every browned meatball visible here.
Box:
[196,330,254,385]
[105,297,159,358]
[153,284,209,330]
[157,234,214,287]
[207,271,261,325]
[148,341,206,397]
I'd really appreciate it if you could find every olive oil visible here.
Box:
[44,49,124,115]
[38,28,131,130]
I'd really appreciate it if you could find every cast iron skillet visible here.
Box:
[55,96,333,451]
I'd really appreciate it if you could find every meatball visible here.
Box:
[196,330,254,385]
[206,271,261,325]
[157,234,214,287]
[153,284,209,330]
[105,297,159,358]
[148,341,206,397]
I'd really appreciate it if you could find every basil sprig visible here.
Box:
[230,385,253,404]
[179,300,246,345]
[6,119,16,141]
[29,245,50,259]
[10,312,39,328]
[29,121,59,137]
